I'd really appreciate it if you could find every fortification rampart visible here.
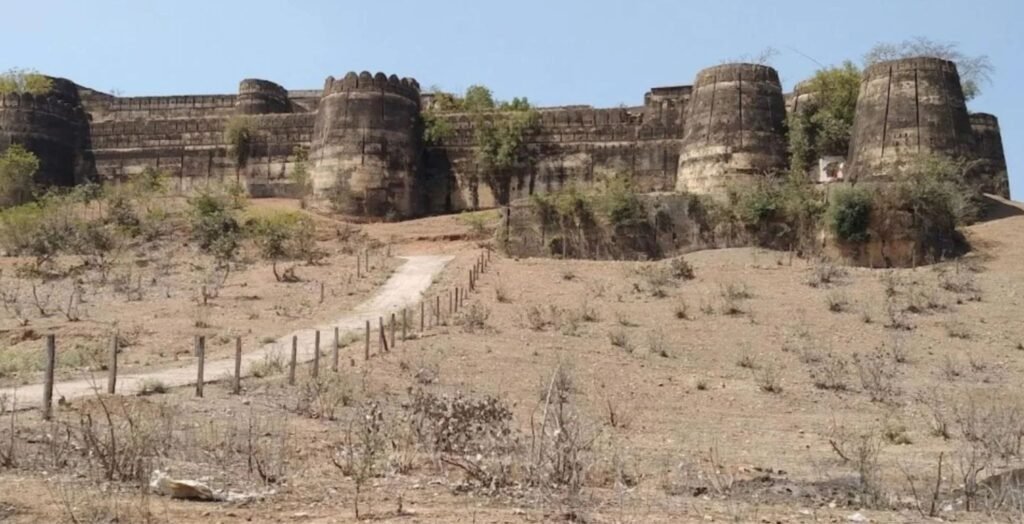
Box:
[0,58,1009,218]
[0,91,92,186]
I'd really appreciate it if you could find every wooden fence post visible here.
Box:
[195,335,205,398]
[288,335,297,386]
[379,317,389,353]
[332,327,340,372]
[420,301,425,332]
[435,295,440,326]
[389,313,396,349]
[108,332,118,395]
[312,330,320,378]
[469,269,475,291]
[454,288,459,312]
[43,334,56,420]
[402,309,408,341]
[233,336,242,395]
[364,320,370,360]
[448,290,453,316]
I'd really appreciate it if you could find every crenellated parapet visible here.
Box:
[236,79,291,115]
[0,57,1009,216]
[322,71,421,100]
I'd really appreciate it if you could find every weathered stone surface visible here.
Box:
[676,63,788,196]
[0,77,93,187]
[309,72,423,218]
[846,57,973,180]
[968,112,1009,197]
[0,59,1008,218]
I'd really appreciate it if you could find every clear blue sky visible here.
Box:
[3,0,1020,198]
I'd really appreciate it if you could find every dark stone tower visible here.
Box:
[0,77,93,187]
[676,63,788,195]
[236,79,291,115]
[968,113,1009,197]
[846,57,973,180]
[309,71,422,217]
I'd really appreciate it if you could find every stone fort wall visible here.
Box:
[0,58,1010,218]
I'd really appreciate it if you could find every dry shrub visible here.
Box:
[73,396,174,482]
[807,260,847,288]
[853,348,901,403]
[528,364,601,504]
[296,373,353,420]
[608,328,631,352]
[808,351,849,391]
[249,348,285,378]
[756,364,783,393]
[825,291,850,313]
[647,328,670,358]
[668,256,696,280]
[407,389,514,455]
[456,303,491,333]
[632,263,672,298]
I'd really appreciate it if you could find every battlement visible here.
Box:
[863,56,960,78]
[694,63,781,86]
[0,92,83,121]
[322,71,421,100]
[969,112,999,128]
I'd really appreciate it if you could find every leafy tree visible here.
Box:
[462,85,496,112]
[788,62,861,176]
[864,37,993,100]
[188,191,241,270]
[0,145,39,208]
[0,68,53,95]
[247,211,320,281]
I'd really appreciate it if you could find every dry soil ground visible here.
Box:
[1,199,1024,523]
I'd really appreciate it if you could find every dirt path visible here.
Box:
[0,255,453,410]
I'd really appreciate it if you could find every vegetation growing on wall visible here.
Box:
[224,116,255,180]
[828,185,873,243]
[864,37,993,100]
[0,68,53,96]
[422,85,540,204]
[788,62,861,177]
[0,145,40,209]
[289,146,312,208]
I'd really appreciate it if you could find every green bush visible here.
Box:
[600,176,647,227]
[0,145,39,209]
[0,198,78,267]
[247,211,320,280]
[188,191,241,261]
[828,186,873,243]
[0,68,53,95]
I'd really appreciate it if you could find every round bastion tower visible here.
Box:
[846,57,973,180]
[309,72,422,218]
[0,76,92,187]
[968,113,1009,197]
[676,63,788,196]
[236,79,291,115]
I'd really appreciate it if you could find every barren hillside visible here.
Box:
[1,198,1024,523]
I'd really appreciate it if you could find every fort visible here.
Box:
[0,57,1010,219]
